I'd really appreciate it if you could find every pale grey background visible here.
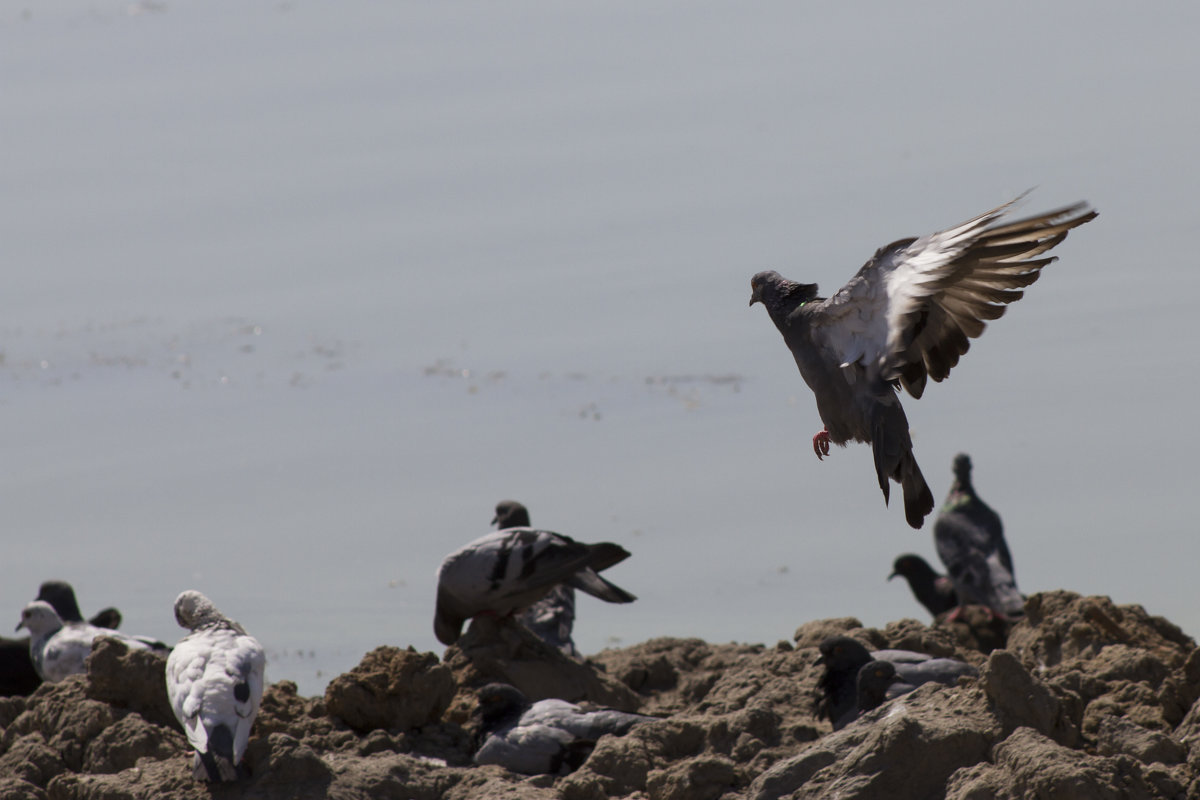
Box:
[2,1,1195,695]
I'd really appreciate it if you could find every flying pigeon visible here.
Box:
[165,590,266,782]
[749,196,1096,528]
[492,501,579,658]
[816,635,977,730]
[934,453,1024,620]
[888,554,957,617]
[15,600,161,683]
[473,682,651,775]
[435,522,636,646]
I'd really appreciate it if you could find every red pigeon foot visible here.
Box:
[813,429,831,460]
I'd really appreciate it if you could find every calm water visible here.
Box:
[2,1,1197,696]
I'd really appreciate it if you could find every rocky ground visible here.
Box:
[2,590,1199,799]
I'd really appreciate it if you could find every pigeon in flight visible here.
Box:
[934,453,1024,620]
[492,501,580,658]
[166,590,266,782]
[816,635,977,730]
[435,519,636,646]
[888,553,957,617]
[749,196,1096,528]
[15,601,162,683]
[473,683,651,775]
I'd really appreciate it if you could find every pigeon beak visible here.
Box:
[887,571,898,581]
[15,619,25,633]
[748,291,761,307]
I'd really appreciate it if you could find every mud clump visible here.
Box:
[0,590,1197,799]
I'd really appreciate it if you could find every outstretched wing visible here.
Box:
[810,196,1095,396]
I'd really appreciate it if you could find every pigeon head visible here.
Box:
[36,580,85,623]
[16,600,64,636]
[889,554,938,581]
[816,635,873,671]
[952,453,973,482]
[474,682,531,730]
[749,271,819,313]
[492,500,531,529]
[856,659,898,713]
[172,590,225,631]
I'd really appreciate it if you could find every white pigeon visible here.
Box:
[15,600,159,683]
[435,527,636,646]
[165,590,266,782]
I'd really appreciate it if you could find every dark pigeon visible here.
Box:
[888,553,957,617]
[817,635,977,730]
[934,453,1024,620]
[1,581,129,697]
[435,523,636,646]
[473,683,651,775]
[856,659,900,715]
[492,501,580,658]
[749,196,1096,528]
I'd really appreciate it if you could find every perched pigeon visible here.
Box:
[435,523,636,646]
[473,683,651,775]
[15,601,160,683]
[493,501,580,658]
[165,590,266,782]
[816,635,977,730]
[749,196,1096,528]
[1,581,126,695]
[934,453,1024,620]
[888,554,957,617]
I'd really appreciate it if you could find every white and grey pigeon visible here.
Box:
[165,590,266,783]
[934,453,1024,620]
[816,635,977,730]
[493,500,580,658]
[749,196,1096,528]
[15,600,160,683]
[435,518,636,646]
[888,553,957,618]
[473,683,652,775]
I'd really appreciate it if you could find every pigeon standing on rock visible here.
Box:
[473,682,652,775]
[435,518,636,646]
[15,600,161,683]
[749,196,1096,528]
[934,453,1024,620]
[816,635,977,730]
[888,554,957,617]
[165,590,266,782]
[493,500,580,658]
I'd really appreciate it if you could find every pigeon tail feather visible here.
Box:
[869,399,934,529]
[565,569,637,604]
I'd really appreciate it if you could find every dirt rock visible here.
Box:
[324,646,455,733]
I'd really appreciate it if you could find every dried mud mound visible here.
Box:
[1,591,1199,799]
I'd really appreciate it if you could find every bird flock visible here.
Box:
[6,195,1094,780]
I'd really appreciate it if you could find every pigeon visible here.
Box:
[934,453,1024,620]
[473,683,651,775]
[435,523,636,646]
[856,659,901,715]
[816,635,977,730]
[1,581,127,695]
[749,196,1096,528]
[165,590,266,782]
[888,554,957,617]
[492,501,580,658]
[15,600,160,683]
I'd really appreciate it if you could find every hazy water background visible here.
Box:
[2,1,1196,696]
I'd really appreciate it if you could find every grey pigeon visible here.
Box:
[888,554,957,617]
[934,453,1024,620]
[493,501,580,658]
[473,683,651,775]
[435,523,636,646]
[816,635,977,730]
[2,581,127,696]
[166,590,266,782]
[15,601,160,683]
[749,196,1096,528]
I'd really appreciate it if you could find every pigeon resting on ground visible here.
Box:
[816,635,977,730]
[473,683,652,775]
[749,196,1096,528]
[165,591,266,782]
[492,501,580,658]
[435,524,636,646]
[15,601,160,683]
[888,554,957,617]
[935,453,1024,620]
